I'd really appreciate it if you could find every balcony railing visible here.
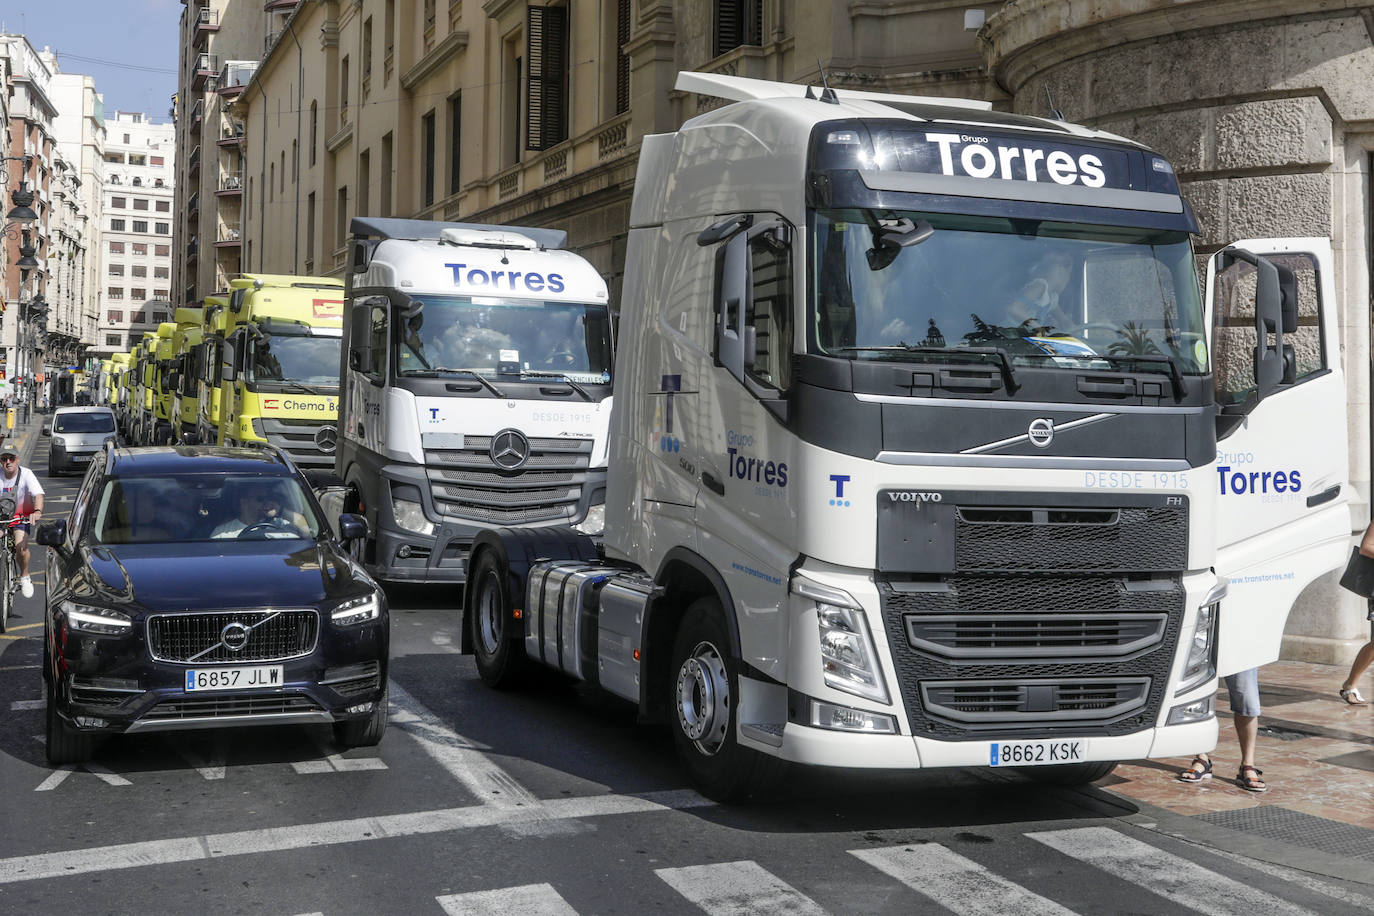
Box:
[217,171,243,195]
[193,53,218,90]
[194,6,219,44]
[214,226,242,247]
[187,145,201,175]
[187,192,200,217]
[190,98,203,127]
[218,60,258,96]
[187,237,199,262]
[218,119,245,146]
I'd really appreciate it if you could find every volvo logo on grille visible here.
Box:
[1027,418,1055,449]
[314,425,338,453]
[490,428,530,470]
[221,622,252,652]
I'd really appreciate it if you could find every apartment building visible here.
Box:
[172,0,291,308]
[98,113,176,357]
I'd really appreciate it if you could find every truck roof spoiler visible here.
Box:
[675,70,993,112]
[350,217,567,251]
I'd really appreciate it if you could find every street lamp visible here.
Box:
[2,155,38,238]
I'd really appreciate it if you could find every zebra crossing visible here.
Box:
[429,826,1366,916]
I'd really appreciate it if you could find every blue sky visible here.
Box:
[4,0,180,121]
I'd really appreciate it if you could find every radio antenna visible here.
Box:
[1044,85,1065,121]
[815,60,839,105]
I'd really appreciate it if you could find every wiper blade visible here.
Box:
[281,381,332,397]
[833,345,1019,392]
[1091,354,1189,400]
[519,370,593,401]
[427,368,506,397]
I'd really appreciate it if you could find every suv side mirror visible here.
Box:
[337,513,368,542]
[36,518,67,549]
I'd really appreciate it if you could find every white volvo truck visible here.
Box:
[337,218,614,584]
[464,72,1350,800]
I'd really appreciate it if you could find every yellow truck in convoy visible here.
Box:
[130,331,159,445]
[167,307,204,444]
[110,351,133,436]
[219,274,345,468]
[195,295,230,445]
[149,321,178,445]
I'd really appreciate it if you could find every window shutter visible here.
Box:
[715,0,762,56]
[615,0,631,115]
[526,6,569,151]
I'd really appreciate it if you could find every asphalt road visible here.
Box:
[2,441,1371,915]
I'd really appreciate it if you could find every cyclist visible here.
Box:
[0,440,45,597]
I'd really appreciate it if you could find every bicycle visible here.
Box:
[0,495,29,634]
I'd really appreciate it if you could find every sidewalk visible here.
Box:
[1104,659,1374,866]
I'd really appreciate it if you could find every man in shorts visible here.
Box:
[1177,668,1267,792]
[0,441,46,598]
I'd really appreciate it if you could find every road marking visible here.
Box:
[169,735,227,780]
[851,844,1075,916]
[0,789,713,884]
[1028,826,1314,916]
[9,699,42,710]
[437,883,577,916]
[655,861,827,915]
[34,766,74,792]
[293,735,388,774]
[387,680,537,810]
[84,762,133,787]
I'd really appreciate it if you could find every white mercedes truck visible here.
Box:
[464,72,1350,800]
[337,218,614,584]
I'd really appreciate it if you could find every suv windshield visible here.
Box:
[54,412,115,434]
[811,209,1207,373]
[92,474,322,544]
[394,295,613,384]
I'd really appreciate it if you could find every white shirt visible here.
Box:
[0,465,44,517]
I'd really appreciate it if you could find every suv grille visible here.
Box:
[148,610,319,663]
[423,436,593,524]
[141,695,324,720]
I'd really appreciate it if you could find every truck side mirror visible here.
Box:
[1220,247,1286,402]
[349,349,369,373]
[715,232,748,383]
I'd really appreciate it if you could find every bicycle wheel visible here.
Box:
[0,543,12,635]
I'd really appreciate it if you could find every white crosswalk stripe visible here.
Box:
[851,843,1076,916]
[655,861,827,915]
[1027,825,1317,916]
[437,883,577,916]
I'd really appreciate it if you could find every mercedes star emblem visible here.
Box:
[314,425,338,453]
[490,429,531,470]
[221,622,252,652]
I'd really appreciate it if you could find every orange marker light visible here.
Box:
[633,648,641,660]
[513,608,523,619]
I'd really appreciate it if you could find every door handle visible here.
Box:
[1306,484,1340,508]
[357,423,365,437]
[702,471,725,496]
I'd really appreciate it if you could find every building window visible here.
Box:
[715,0,763,57]
[109,241,125,254]
[310,101,318,166]
[306,191,316,268]
[108,264,124,276]
[105,334,122,347]
[107,310,123,323]
[156,222,169,234]
[132,288,148,300]
[615,0,631,114]
[156,200,170,212]
[129,154,146,166]
[280,152,285,193]
[424,0,436,30]
[132,310,147,324]
[132,220,149,233]
[270,163,275,202]
[337,186,348,249]
[359,150,371,216]
[111,196,126,208]
[449,93,461,195]
[132,243,148,256]
[363,17,373,84]
[132,265,148,278]
[154,266,169,279]
[151,155,164,166]
[152,311,167,323]
[155,289,169,300]
[526,5,569,151]
[422,110,436,207]
[155,244,170,256]
[381,133,393,216]
[341,56,350,122]
[111,218,126,231]
[133,198,149,210]
[154,178,164,188]
[108,287,125,300]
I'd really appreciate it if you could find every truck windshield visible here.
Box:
[394,295,612,384]
[811,209,1208,373]
[248,332,341,388]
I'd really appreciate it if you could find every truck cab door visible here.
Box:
[1207,237,1349,676]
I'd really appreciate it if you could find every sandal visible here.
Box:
[1339,687,1367,705]
[1177,756,1212,783]
[1237,765,1268,793]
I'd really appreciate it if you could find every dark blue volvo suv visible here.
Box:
[37,445,389,764]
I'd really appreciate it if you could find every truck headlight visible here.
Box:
[61,601,132,635]
[792,575,889,704]
[250,417,265,439]
[572,503,605,536]
[1176,580,1225,695]
[332,592,382,625]
[392,498,435,536]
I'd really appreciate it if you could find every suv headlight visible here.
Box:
[792,575,889,704]
[332,592,382,625]
[1176,580,1225,695]
[392,498,435,536]
[61,601,132,635]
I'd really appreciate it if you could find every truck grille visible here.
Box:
[921,678,1151,724]
[905,613,1167,660]
[261,416,338,469]
[424,436,593,524]
[147,610,319,663]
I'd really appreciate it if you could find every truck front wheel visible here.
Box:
[669,598,780,802]
[469,549,529,688]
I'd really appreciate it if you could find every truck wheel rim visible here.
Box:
[676,640,728,755]
[477,573,502,655]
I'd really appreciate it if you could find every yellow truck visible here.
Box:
[149,322,178,445]
[167,307,204,444]
[219,274,345,468]
[195,295,230,445]
[130,331,159,445]
[110,351,133,437]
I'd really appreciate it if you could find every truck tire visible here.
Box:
[1017,761,1118,785]
[469,549,529,688]
[669,597,782,802]
[333,685,388,749]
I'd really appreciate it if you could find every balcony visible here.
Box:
[264,0,298,10]
[218,119,245,147]
[216,171,243,196]
[218,60,258,97]
[187,145,201,177]
[194,7,219,44]
[214,226,242,248]
[192,53,218,90]
[190,98,203,132]
[188,191,200,219]
[187,237,199,263]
